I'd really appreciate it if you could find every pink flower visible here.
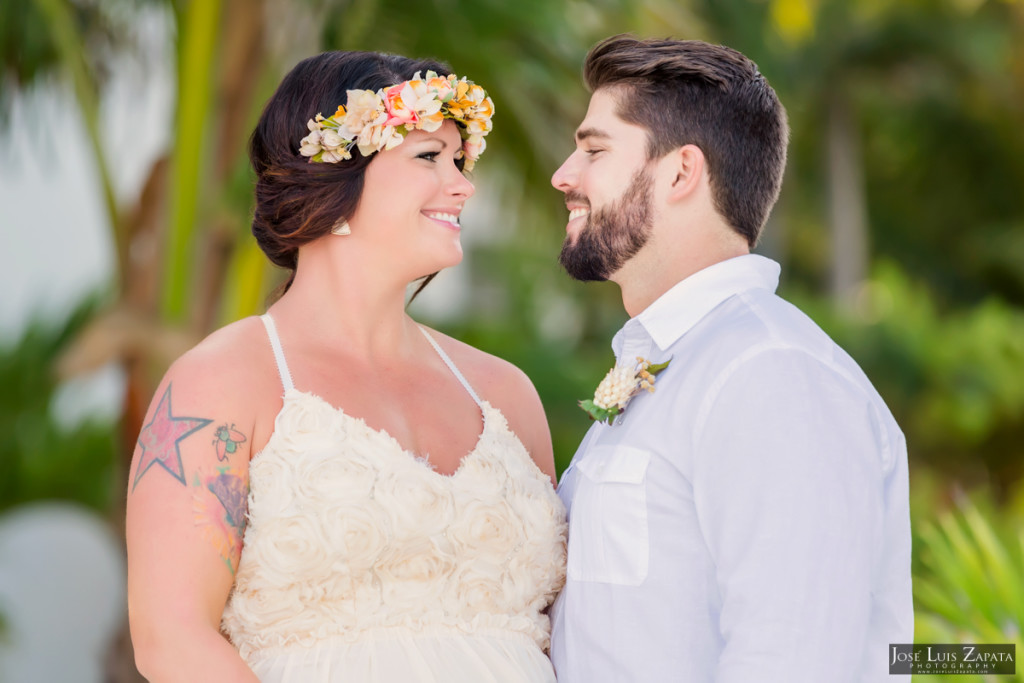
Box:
[383,83,419,128]
[461,135,487,171]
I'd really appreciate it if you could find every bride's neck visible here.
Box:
[271,248,416,359]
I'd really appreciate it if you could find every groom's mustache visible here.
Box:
[563,192,590,210]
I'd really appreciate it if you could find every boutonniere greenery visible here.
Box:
[579,356,672,425]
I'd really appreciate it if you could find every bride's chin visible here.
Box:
[408,253,463,283]
[434,246,464,270]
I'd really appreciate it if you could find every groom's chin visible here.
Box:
[559,242,609,282]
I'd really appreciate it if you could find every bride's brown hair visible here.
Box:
[250,50,451,298]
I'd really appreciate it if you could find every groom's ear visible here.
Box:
[665,144,706,204]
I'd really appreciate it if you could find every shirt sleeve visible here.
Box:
[692,348,887,683]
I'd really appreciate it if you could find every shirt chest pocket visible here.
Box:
[567,446,650,586]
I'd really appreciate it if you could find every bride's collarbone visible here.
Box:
[290,368,485,463]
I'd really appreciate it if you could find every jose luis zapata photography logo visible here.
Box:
[890,644,1016,675]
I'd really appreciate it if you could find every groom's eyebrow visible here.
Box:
[575,127,610,144]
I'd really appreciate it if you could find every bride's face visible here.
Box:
[348,121,475,281]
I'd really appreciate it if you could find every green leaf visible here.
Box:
[578,399,619,424]
[648,358,673,375]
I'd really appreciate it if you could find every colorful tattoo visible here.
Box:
[133,385,213,491]
[213,423,247,461]
[193,465,249,575]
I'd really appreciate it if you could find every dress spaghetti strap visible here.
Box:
[259,314,479,407]
[417,326,484,408]
[259,313,295,392]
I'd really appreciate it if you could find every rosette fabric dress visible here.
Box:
[221,314,568,682]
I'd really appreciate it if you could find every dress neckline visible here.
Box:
[299,388,492,478]
[256,313,493,478]
[251,389,504,479]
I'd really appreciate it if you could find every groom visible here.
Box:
[548,35,913,682]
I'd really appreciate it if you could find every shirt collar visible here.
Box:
[612,254,781,357]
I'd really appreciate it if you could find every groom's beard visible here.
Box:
[558,166,654,282]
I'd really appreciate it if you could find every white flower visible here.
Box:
[593,364,640,410]
[247,451,295,515]
[506,489,567,607]
[382,127,405,150]
[286,396,340,435]
[299,127,322,157]
[456,450,509,499]
[372,467,456,539]
[222,581,304,642]
[320,147,350,163]
[453,561,505,616]
[339,89,387,137]
[320,128,346,150]
[450,498,524,564]
[376,537,457,608]
[581,356,671,424]
[514,485,566,541]
[356,122,398,157]
[319,500,388,570]
[292,442,377,502]
[249,514,333,587]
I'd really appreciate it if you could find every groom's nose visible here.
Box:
[551,152,579,193]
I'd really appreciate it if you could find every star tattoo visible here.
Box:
[133,384,213,490]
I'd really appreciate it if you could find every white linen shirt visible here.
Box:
[550,254,913,683]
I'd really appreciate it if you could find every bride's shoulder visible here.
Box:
[419,327,534,399]
[162,316,277,402]
[174,316,263,368]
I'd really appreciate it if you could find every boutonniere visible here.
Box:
[579,356,672,425]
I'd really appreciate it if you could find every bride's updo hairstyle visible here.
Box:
[250,51,451,293]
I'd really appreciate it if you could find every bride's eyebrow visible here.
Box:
[409,137,450,149]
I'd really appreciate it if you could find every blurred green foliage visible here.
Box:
[0,303,118,515]
[912,488,1024,681]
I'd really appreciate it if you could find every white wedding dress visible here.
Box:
[221,314,567,682]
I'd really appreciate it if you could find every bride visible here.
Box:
[126,50,566,682]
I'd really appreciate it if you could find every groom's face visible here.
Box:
[552,88,656,282]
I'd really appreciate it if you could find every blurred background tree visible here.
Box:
[1,0,1022,678]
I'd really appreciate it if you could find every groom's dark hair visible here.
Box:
[584,35,789,247]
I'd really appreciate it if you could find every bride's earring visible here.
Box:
[331,218,351,236]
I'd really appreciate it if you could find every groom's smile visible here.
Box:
[563,193,592,244]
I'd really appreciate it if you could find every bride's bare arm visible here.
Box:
[126,345,260,682]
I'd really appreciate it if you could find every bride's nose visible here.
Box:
[446,165,475,200]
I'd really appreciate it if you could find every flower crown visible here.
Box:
[298,70,494,171]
